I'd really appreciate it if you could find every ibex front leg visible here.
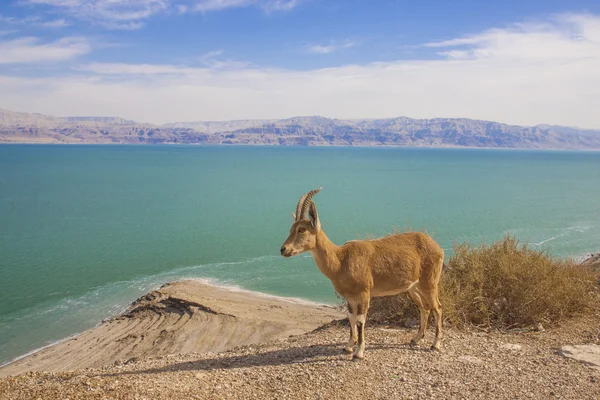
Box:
[352,292,370,361]
[344,302,357,353]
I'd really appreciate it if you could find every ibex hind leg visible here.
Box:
[408,289,429,347]
[429,291,443,351]
[412,285,443,351]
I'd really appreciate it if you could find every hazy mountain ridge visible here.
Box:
[1,108,599,149]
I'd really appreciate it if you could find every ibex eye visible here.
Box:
[298,227,307,233]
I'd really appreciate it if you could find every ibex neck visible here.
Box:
[311,230,341,280]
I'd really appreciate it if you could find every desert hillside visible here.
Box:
[2,108,599,149]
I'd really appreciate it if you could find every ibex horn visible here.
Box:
[295,188,322,221]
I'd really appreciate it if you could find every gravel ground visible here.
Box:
[2,314,599,400]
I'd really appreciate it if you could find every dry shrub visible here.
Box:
[368,235,598,329]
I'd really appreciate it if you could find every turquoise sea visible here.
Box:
[1,145,599,365]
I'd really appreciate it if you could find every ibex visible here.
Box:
[280,188,444,360]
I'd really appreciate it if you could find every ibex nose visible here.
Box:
[280,246,287,255]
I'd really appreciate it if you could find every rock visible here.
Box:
[559,345,600,370]
[500,343,522,351]
[404,317,418,328]
[458,356,483,365]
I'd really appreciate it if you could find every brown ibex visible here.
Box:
[280,188,444,360]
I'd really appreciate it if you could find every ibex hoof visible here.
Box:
[409,340,418,347]
[430,345,441,352]
[352,354,364,362]
[343,347,354,354]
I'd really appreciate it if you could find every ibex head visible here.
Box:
[280,188,322,257]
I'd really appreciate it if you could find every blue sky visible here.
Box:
[1,1,600,128]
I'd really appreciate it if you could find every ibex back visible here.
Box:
[280,188,444,360]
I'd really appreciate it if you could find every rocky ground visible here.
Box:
[1,313,599,400]
[583,253,600,272]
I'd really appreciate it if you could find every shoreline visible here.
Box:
[0,280,343,378]
[2,250,596,371]
[0,260,336,369]
[1,290,598,399]
[0,262,598,398]
[2,142,600,152]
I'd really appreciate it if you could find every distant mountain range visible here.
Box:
[1,108,599,149]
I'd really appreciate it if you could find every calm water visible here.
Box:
[1,145,599,364]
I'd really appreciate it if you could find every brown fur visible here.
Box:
[281,200,444,359]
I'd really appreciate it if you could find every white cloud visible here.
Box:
[185,0,300,12]
[76,62,208,75]
[197,50,251,69]
[0,15,70,29]
[262,0,298,12]
[0,13,69,29]
[199,49,225,60]
[21,0,301,24]
[11,0,301,30]
[24,0,169,29]
[423,36,487,48]
[425,15,599,63]
[0,13,599,129]
[0,14,41,25]
[40,19,70,28]
[306,40,356,54]
[189,0,253,12]
[0,36,90,64]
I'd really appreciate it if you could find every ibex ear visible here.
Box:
[291,212,296,220]
[308,201,321,232]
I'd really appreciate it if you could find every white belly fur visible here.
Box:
[371,280,418,297]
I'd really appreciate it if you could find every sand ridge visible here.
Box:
[0,280,342,378]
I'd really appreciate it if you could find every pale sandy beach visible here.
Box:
[0,280,342,378]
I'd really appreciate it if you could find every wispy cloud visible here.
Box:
[1,13,599,129]
[77,55,250,75]
[0,36,90,64]
[0,13,69,29]
[423,14,600,63]
[181,0,301,13]
[184,0,253,12]
[18,0,301,29]
[40,19,71,28]
[262,0,299,12]
[196,49,251,69]
[0,14,41,25]
[23,0,169,29]
[422,36,486,48]
[76,62,205,75]
[306,40,356,54]
[199,49,225,61]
